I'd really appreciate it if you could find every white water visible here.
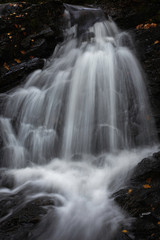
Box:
[0,5,158,240]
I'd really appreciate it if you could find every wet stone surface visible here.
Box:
[0,196,56,240]
[0,1,64,92]
[114,151,160,240]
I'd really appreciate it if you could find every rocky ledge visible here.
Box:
[114,151,160,240]
[0,0,64,92]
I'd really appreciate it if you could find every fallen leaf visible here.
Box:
[3,62,10,71]
[158,221,160,225]
[122,230,128,233]
[136,24,143,30]
[150,23,157,28]
[128,189,132,194]
[15,24,18,28]
[20,50,26,55]
[29,56,34,59]
[136,23,157,30]
[21,28,25,31]
[143,184,151,189]
[14,58,21,63]
[9,36,12,39]
[154,40,159,44]
[7,32,11,36]
[144,24,150,29]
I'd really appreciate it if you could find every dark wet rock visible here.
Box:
[0,58,44,92]
[114,151,160,240]
[115,232,133,240]
[133,25,160,138]
[0,1,64,93]
[0,196,56,240]
[97,0,160,29]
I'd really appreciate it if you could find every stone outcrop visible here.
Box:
[114,151,160,240]
[0,1,64,92]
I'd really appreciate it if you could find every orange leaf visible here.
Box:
[128,189,133,194]
[144,24,149,29]
[20,50,26,55]
[158,221,160,225]
[143,184,151,189]
[122,230,128,233]
[15,24,18,28]
[29,56,34,59]
[136,24,143,30]
[3,62,10,71]
[154,40,159,44]
[14,58,21,64]
[150,23,157,28]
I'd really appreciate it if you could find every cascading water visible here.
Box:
[0,4,158,240]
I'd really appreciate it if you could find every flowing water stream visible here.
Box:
[0,4,158,240]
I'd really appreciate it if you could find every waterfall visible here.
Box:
[0,4,158,240]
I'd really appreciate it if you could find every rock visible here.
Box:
[0,195,56,240]
[0,58,44,92]
[0,1,64,93]
[133,25,160,138]
[114,151,160,240]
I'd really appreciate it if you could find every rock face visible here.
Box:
[0,1,64,92]
[0,195,56,240]
[114,151,160,240]
[134,26,160,138]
